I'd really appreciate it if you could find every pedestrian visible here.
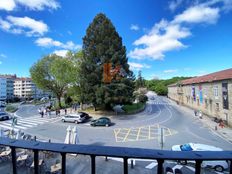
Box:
[194,110,197,116]
[64,108,67,115]
[219,119,224,128]
[41,110,44,118]
[55,109,58,117]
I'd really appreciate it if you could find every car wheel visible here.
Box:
[105,124,109,127]
[62,119,65,122]
[75,120,79,124]
[214,165,224,172]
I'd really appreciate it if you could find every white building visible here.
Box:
[0,74,17,100]
[14,77,50,99]
[0,77,7,101]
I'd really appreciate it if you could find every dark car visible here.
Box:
[91,117,111,127]
[78,112,91,119]
[0,112,10,121]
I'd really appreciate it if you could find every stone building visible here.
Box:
[168,68,232,127]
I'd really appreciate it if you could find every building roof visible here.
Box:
[0,74,17,79]
[15,77,32,81]
[181,68,232,85]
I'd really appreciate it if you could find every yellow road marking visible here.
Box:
[123,129,131,142]
[148,125,151,140]
[136,127,141,140]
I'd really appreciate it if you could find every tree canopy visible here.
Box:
[30,54,78,108]
[146,77,191,96]
[79,13,135,110]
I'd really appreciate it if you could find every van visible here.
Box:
[61,114,86,124]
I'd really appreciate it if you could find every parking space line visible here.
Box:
[123,129,131,142]
[136,127,141,140]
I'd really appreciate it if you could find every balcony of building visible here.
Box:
[0,137,231,174]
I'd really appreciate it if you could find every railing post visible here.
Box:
[157,159,164,174]
[61,152,66,174]
[34,149,39,174]
[195,160,202,174]
[123,157,128,174]
[91,155,96,174]
[11,147,17,174]
[230,160,232,174]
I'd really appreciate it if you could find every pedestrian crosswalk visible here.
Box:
[148,101,173,105]
[0,115,61,132]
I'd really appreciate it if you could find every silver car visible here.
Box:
[61,114,86,124]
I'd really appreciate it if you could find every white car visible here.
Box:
[171,143,229,172]
[61,114,86,124]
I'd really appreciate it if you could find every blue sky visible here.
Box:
[0,0,232,79]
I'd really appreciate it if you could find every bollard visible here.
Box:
[105,156,108,161]
[34,136,37,141]
[131,160,134,169]
[215,126,217,131]
[49,139,51,143]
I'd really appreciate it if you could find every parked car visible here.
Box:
[0,101,6,107]
[61,113,87,124]
[171,143,229,172]
[0,112,10,121]
[78,111,91,119]
[91,117,111,127]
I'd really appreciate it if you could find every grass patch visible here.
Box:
[5,105,18,113]
[122,102,145,114]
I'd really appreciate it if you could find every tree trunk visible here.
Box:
[80,102,83,110]
[57,97,62,109]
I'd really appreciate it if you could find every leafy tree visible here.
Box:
[30,54,78,108]
[80,13,135,110]
[135,70,145,89]
[145,76,191,95]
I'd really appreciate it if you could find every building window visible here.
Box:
[214,86,218,97]
[216,103,219,112]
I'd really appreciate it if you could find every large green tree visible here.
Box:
[80,13,135,110]
[30,54,78,108]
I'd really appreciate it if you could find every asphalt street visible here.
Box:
[1,95,231,174]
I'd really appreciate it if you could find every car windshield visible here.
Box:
[180,144,193,151]
[0,113,6,116]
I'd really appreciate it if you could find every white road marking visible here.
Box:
[172,164,183,171]
[186,166,195,172]
[145,162,157,169]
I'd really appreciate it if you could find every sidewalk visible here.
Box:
[173,101,232,144]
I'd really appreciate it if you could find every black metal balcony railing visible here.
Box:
[0,137,232,174]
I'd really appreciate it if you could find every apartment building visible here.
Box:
[0,77,7,101]
[0,74,16,100]
[168,68,232,127]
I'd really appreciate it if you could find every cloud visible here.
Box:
[35,37,82,50]
[164,69,178,73]
[0,0,16,11]
[0,16,48,36]
[128,20,191,60]
[0,54,7,58]
[130,24,140,31]
[128,62,151,70]
[0,0,59,11]
[129,0,226,60]
[173,5,220,24]
[53,50,69,57]
[169,0,183,12]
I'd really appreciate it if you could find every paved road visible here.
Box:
[1,95,231,173]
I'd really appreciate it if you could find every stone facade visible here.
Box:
[168,80,232,127]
